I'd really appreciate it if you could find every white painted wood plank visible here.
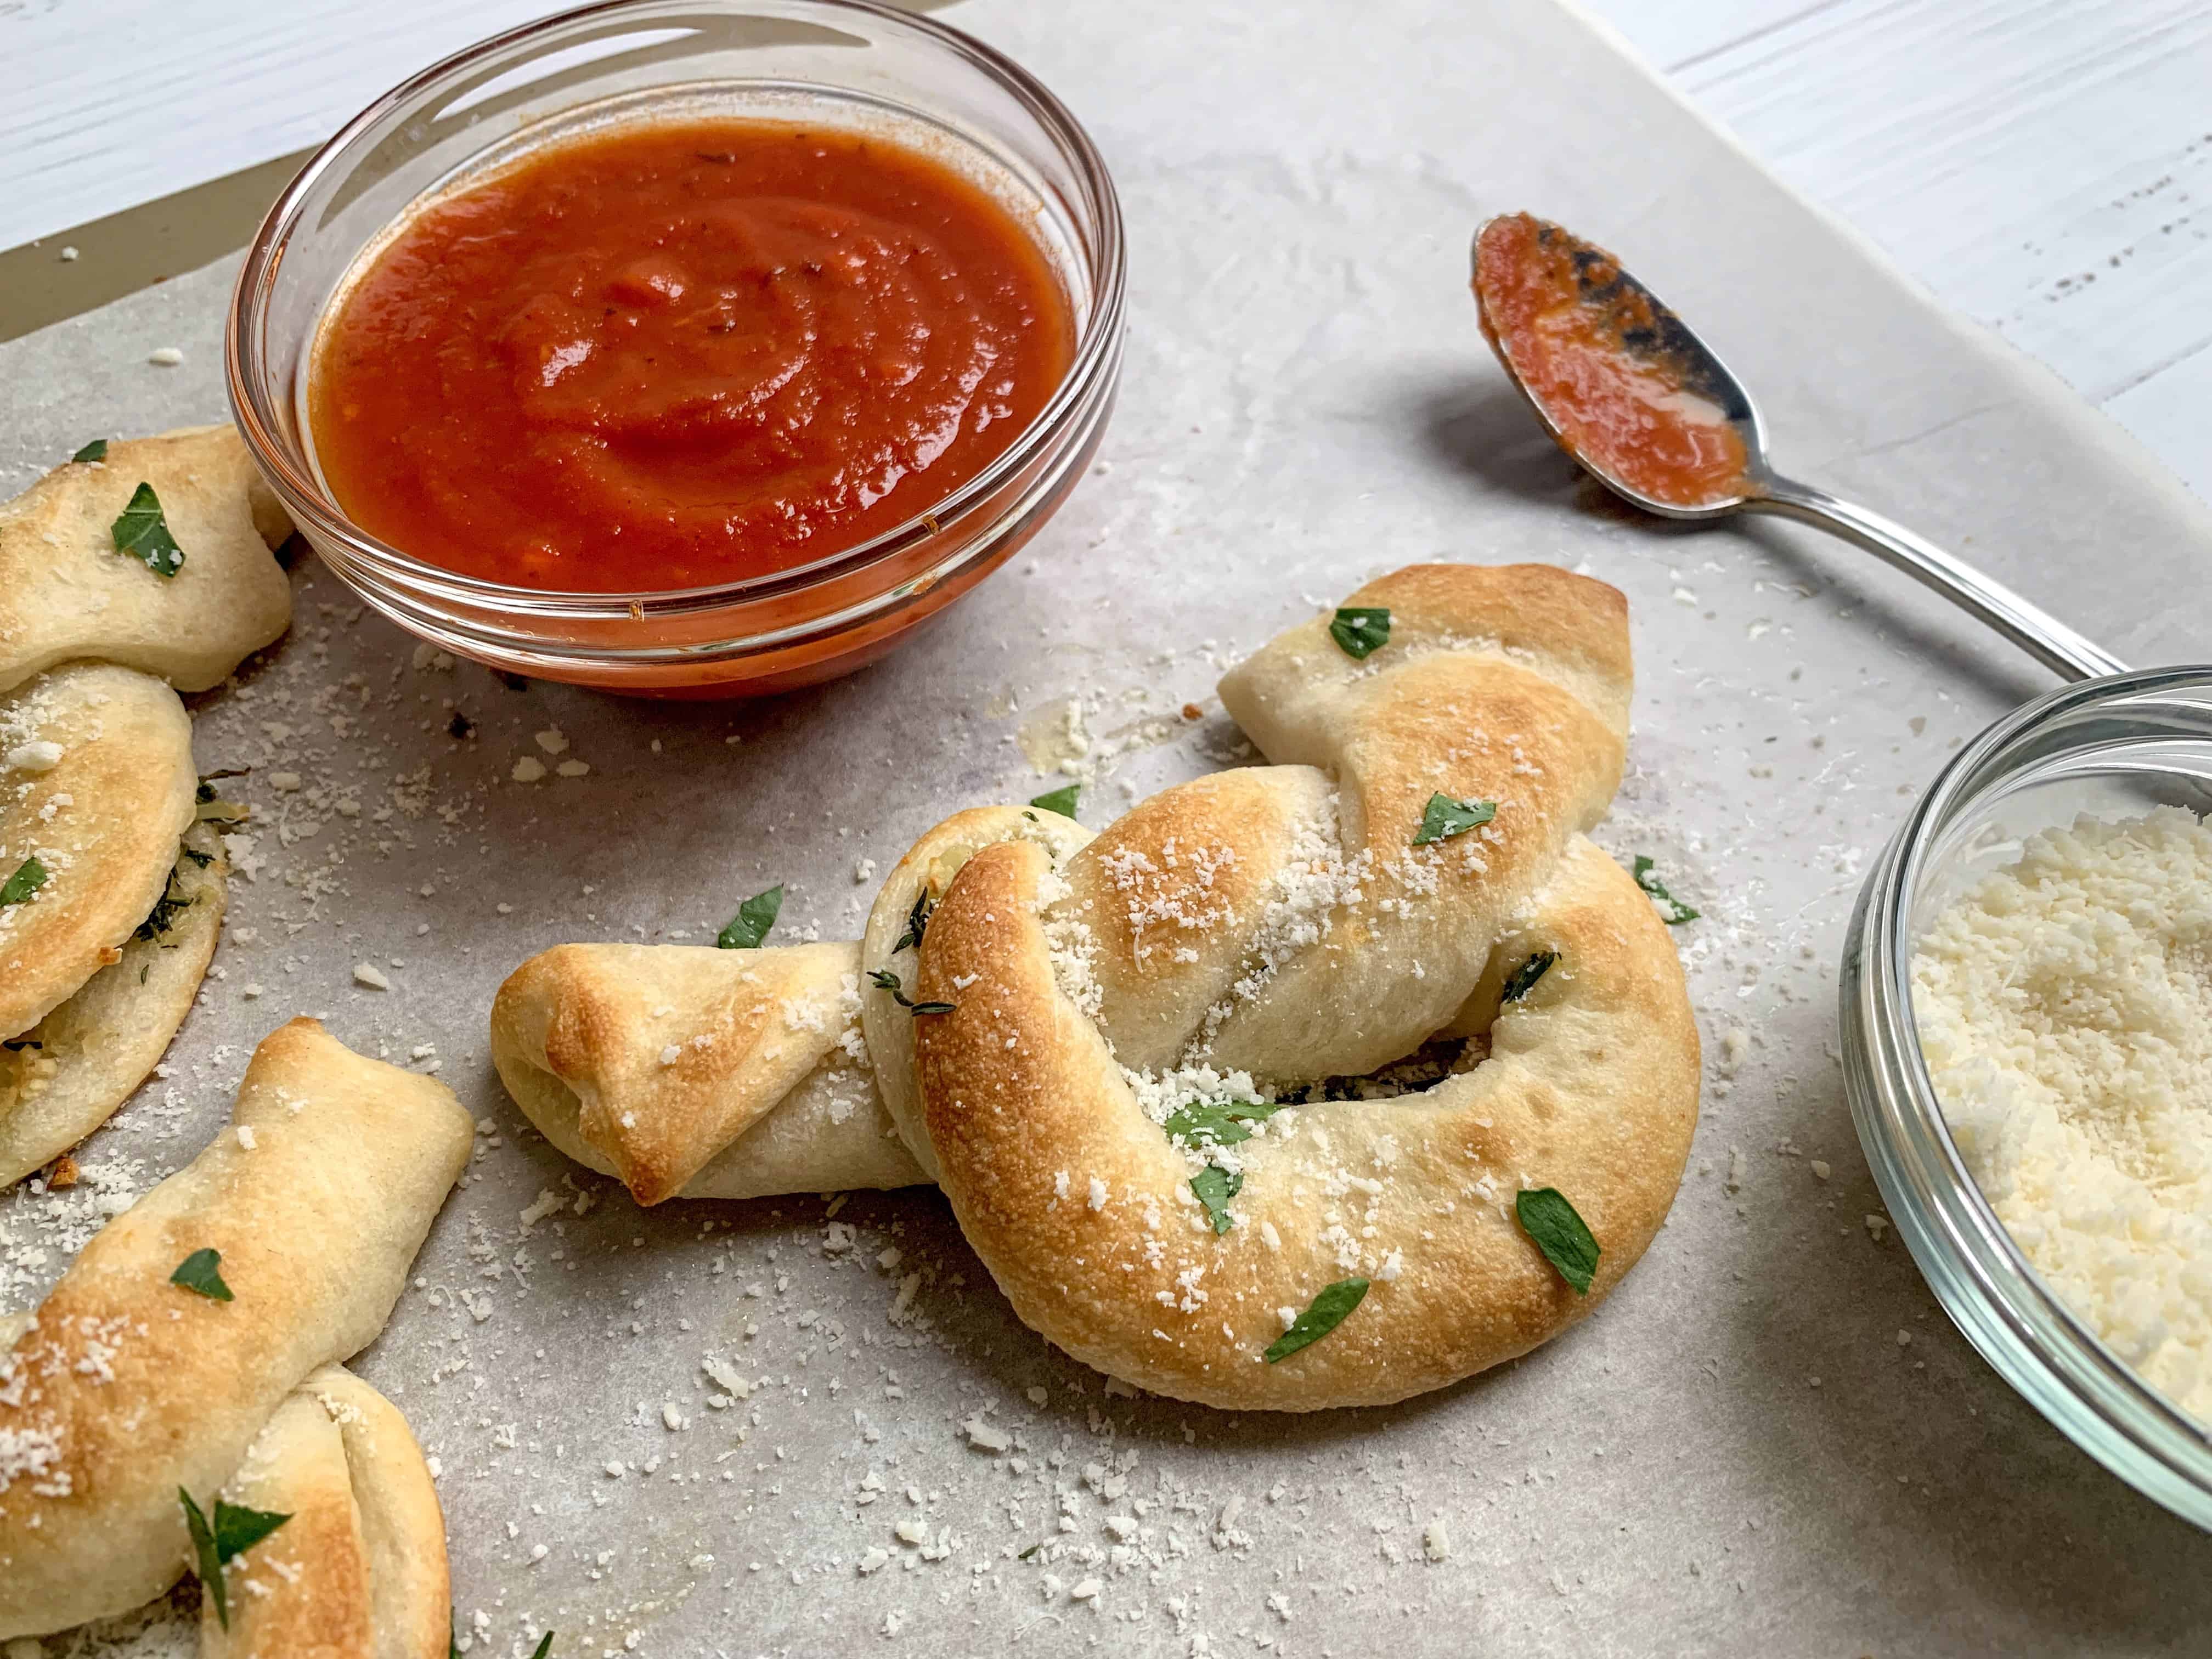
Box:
[2106,341,2212,500]
[1674,0,2212,497]
[1581,0,1834,71]
[0,0,566,249]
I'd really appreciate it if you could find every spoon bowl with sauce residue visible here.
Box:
[1471,213,2125,684]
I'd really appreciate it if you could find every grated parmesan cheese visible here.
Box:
[1912,808,2212,1422]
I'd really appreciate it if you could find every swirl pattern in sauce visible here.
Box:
[312,121,1074,592]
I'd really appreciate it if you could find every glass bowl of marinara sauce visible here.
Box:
[227,0,1124,695]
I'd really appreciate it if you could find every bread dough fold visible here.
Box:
[0,1018,472,1638]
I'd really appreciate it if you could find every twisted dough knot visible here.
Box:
[0,1020,466,1647]
[494,565,1700,1410]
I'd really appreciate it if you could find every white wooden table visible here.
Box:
[4,0,2206,505]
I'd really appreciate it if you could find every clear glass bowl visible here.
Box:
[1842,667,2212,1528]
[226,0,1124,696]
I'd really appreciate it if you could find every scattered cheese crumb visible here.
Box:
[3,740,62,773]
[963,1417,1011,1453]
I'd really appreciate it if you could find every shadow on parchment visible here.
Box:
[1701,1059,2212,1656]
[451,1056,1558,1449]
[1408,374,2054,719]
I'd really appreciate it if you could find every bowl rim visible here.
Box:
[224,0,1126,619]
[1844,663,2212,1524]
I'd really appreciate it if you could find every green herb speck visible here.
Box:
[894,888,934,955]
[716,885,782,950]
[868,968,955,1016]
[1328,607,1391,659]
[1499,950,1557,1004]
[1415,792,1504,845]
[1413,793,1496,846]
[1030,783,1081,817]
[1,858,47,905]
[1263,1277,1370,1363]
[110,482,184,578]
[179,1487,290,1630]
[171,1247,232,1301]
[1632,856,1699,924]
[1190,1165,1243,1234]
[1162,1098,1285,1149]
[1515,1187,1600,1294]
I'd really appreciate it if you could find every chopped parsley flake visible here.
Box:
[1190,1165,1242,1234]
[179,1487,290,1629]
[1263,1277,1369,1363]
[110,482,184,577]
[716,885,782,950]
[1328,606,1391,659]
[1030,783,1081,817]
[170,1247,233,1301]
[71,438,108,464]
[136,865,197,942]
[1,857,47,905]
[1162,1098,1285,1149]
[1515,1187,1600,1294]
[1413,793,1495,845]
[1632,856,1700,924]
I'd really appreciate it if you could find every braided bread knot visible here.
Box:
[493,565,1700,1410]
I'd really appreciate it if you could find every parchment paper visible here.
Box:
[4,2,2210,1655]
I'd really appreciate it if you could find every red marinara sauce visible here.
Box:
[1473,213,1748,509]
[311,121,1075,592]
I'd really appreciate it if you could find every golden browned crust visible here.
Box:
[917,838,1697,1410]
[200,1365,449,1659]
[855,805,1096,1178]
[0,424,293,695]
[488,806,1094,1207]
[201,1384,375,1659]
[483,563,1700,1413]
[0,1018,473,1638]
[313,1368,449,1659]
[1,822,227,1186]
[492,940,922,1204]
[0,662,197,1040]
[902,563,1697,1409]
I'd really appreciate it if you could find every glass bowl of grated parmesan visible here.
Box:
[1843,665,2212,1530]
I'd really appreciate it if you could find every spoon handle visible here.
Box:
[1745,477,2127,683]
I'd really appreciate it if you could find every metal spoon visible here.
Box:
[1469,213,2124,682]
